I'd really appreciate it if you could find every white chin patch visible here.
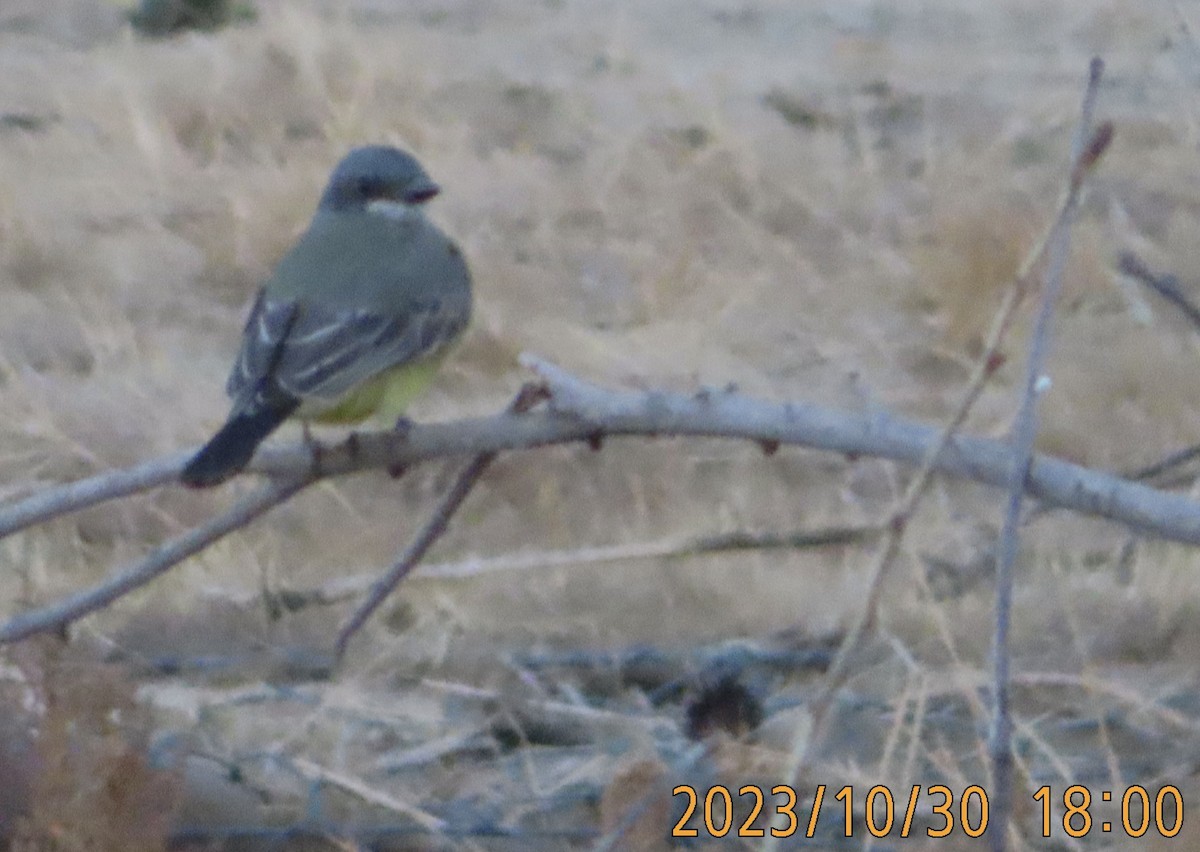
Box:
[366,199,418,220]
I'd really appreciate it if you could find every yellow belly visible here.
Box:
[295,356,446,425]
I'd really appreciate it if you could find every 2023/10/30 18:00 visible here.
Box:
[670,783,1184,839]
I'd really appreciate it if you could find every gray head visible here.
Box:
[318,145,440,212]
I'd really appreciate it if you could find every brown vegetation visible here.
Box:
[4,0,1200,847]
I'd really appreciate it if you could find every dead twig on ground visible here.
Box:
[288,755,449,835]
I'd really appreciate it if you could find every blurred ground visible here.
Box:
[4,0,1200,848]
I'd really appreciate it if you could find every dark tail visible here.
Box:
[181,401,298,488]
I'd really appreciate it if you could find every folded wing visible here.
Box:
[227,293,467,407]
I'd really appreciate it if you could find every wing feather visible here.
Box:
[227,294,467,407]
[225,293,299,400]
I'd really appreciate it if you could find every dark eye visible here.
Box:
[356,176,382,197]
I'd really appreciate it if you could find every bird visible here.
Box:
[180,145,472,488]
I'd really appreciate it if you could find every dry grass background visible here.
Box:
[4,0,1200,848]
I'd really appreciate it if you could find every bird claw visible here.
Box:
[301,423,326,476]
[388,417,414,477]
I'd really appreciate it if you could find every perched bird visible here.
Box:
[181,145,472,487]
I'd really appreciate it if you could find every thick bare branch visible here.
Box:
[528,357,1200,542]
[5,363,1200,550]
[0,452,191,540]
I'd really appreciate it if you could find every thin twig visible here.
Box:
[249,524,872,616]
[333,454,492,659]
[1109,252,1200,487]
[424,524,872,574]
[990,58,1110,852]
[1124,443,1200,485]
[1118,250,1200,330]
[0,475,311,642]
[333,384,548,659]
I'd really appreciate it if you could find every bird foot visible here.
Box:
[388,417,414,477]
[301,423,327,477]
